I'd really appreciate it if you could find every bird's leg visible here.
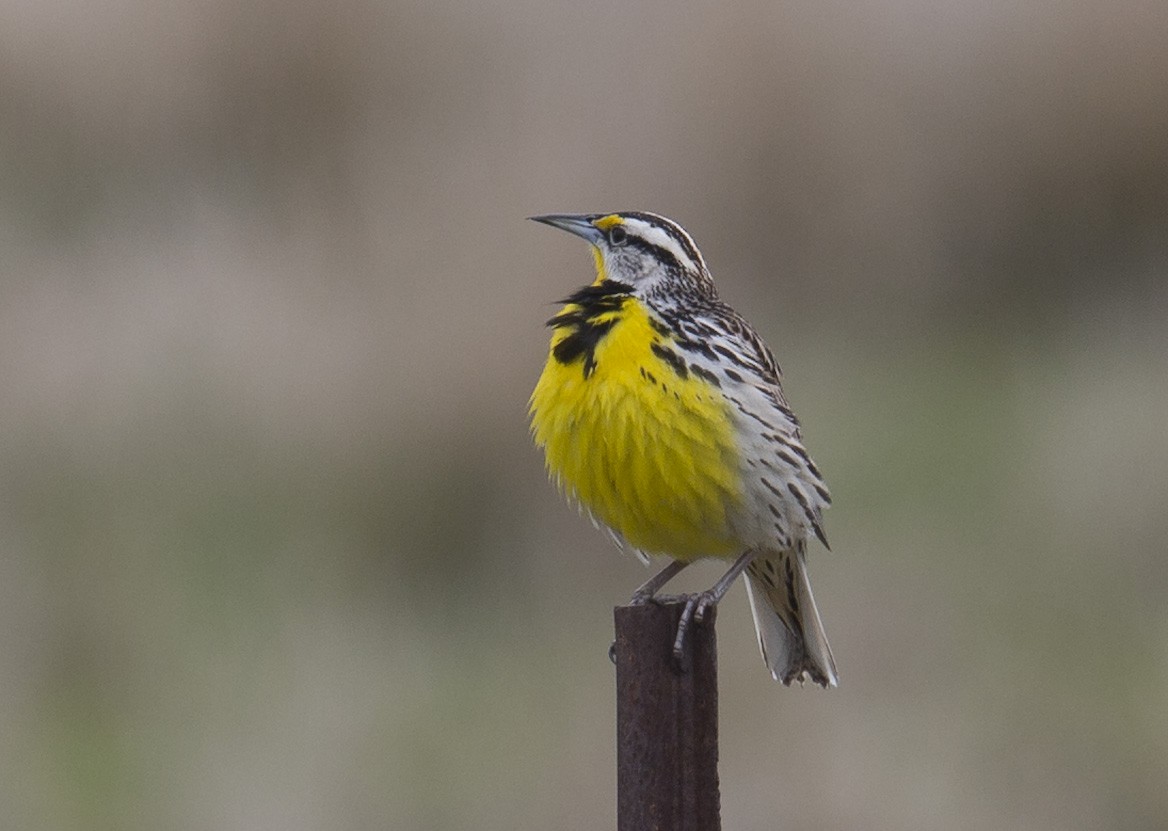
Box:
[629,559,689,604]
[694,549,757,622]
[672,549,757,668]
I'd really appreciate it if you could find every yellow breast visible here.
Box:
[529,293,743,560]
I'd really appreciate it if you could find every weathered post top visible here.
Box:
[614,600,720,831]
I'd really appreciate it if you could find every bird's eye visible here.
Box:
[608,226,627,246]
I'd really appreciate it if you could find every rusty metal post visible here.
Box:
[614,600,720,831]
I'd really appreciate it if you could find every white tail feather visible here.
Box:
[745,549,838,687]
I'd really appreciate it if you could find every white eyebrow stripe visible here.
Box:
[624,217,703,272]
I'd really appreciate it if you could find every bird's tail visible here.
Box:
[745,547,838,687]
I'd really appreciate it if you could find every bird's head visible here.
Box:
[530,212,716,302]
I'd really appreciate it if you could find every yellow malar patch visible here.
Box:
[590,247,607,284]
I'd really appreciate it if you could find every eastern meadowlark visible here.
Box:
[529,212,837,687]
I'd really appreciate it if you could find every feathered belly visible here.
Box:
[530,300,744,560]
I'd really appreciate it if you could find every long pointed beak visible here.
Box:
[529,213,604,245]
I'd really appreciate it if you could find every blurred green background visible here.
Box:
[2,0,1166,828]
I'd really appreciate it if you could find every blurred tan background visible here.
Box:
[1,0,1166,828]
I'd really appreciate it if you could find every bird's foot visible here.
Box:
[671,590,718,673]
[628,589,654,606]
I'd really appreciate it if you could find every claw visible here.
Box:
[693,594,714,623]
[672,596,695,660]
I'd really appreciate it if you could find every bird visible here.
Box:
[528,211,837,687]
